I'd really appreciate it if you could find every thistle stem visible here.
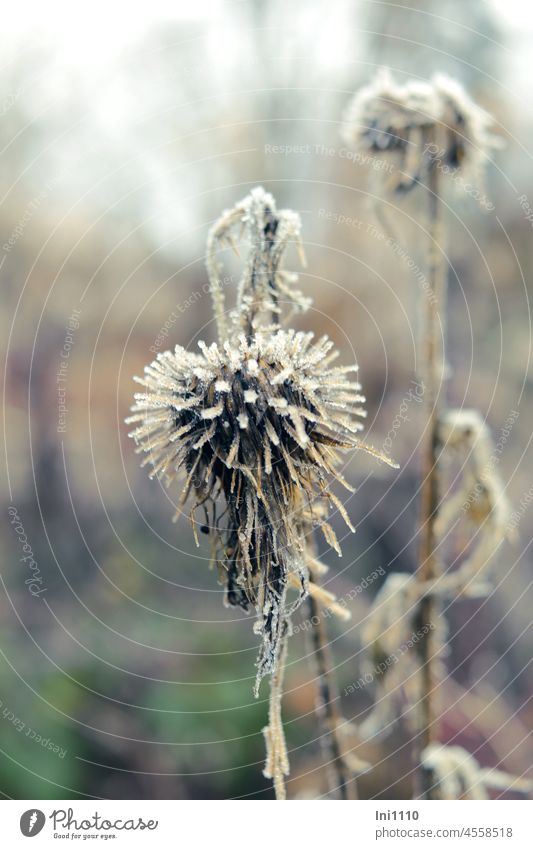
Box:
[306,588,357,800]
[414,156,447,798]
[263,629,290,800]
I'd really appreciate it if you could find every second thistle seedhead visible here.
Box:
[341,69,499,193]
[128,187,394,692]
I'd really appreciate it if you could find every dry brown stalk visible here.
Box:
[413,149,447,798]
[306,582,357,800]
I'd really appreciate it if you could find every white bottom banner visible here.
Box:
[1,799,532,847]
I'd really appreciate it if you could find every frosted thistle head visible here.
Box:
[127,187,394,694]
[434,408,512,594]
[421,744,533,800]
[341,69,499,194]
[358,572,446,741]
[437,408,511,533]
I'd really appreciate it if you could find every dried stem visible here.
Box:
[306,576,357,800]
[414,152,447,798]
[262,629,290,800]
[206,219,231,343]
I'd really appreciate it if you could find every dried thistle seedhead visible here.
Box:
[360,411,513,745]
[127,187,396,796]
[341,69,498,193]
[206,186,310,342]
[435,408,512,593]
[358,572,446,741]
[341,69,437,156]
[128,327,377,687]
[421,743,532,800]
[438,408,488,454]
[361,573,419,663]
[432,74,499,177]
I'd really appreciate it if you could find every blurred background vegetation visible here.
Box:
[1,0,532,799]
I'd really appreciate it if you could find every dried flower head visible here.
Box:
[206,186,310,341]
[341,69,498,193]
[359,410,512,742]
[128,327,374,684]
[432,74,498,176]
[358,572,446,741]
[127,187,395,797]
[421,743,532,800]
[435,409,512,594]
